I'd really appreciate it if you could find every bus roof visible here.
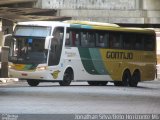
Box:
[120,27,155,34]
[16,20,155,34]
[65,20,155,34]
[17,21,69,27]
[64,20,119,27]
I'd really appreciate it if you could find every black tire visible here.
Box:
[114,81,123,86]
[88,81,97,86]
[27,80,40,87]
[59,69,73,86]
[88,81,108,86]
[129,71,140,87]
[122,70,131,86]
[98,81,108,86]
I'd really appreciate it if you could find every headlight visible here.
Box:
[8,65,12,68]
[8,64,14,69]
[36,66,47,71]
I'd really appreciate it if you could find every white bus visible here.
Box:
[6,21,156,86]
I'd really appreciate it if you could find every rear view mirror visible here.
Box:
[45,36,53,49]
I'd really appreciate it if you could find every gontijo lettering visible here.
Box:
[106,51,133,59]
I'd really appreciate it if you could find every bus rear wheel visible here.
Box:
[122,70,131,86]
[27,80,40,87]
[59,68,73,86]
[129,70,140,87]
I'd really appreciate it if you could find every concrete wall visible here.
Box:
[143,0,160,10]
[41,0,137,10]
[39,0,160,24]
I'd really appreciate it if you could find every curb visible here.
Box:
[0,78,19,84]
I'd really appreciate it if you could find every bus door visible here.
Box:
[48,27,64,66]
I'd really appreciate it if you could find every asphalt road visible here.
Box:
[0,80,160,119]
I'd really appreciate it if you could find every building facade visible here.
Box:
[36,0,160,24]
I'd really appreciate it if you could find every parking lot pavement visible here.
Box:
[0,79,160,114]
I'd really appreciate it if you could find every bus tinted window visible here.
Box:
[88,32,96,47]
[81,32,88,47]
[65,32,71,46]
[144,35,155,51]
[134,34,144,50]
[96,32,108,48]
[81,31,95,47]
[66,29,81,47]
[66,28,155,51]
[109,33,121,49]
[123,33,132,50]
[75,32,81,46]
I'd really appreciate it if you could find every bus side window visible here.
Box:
[81,32,88,47]
[135,41,141,50]
[124,41,130,49]
[72,32,76,46]
[144,36,155,51]
[104,33,109,48]
[96,32,106,48]
[109,33,121,49]
[65,28,72,46]
[65,33,71,46]
[75,32,80,46]
[123,34,132,50]
[99,35,105,47]
[134,35,143,50]
[66,28,81,47]
[88,32,95,47]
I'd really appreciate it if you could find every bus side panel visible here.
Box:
[99,49,156,81]
[100,49,127,81]
[64,47,112,81]
[141,51,156,81]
